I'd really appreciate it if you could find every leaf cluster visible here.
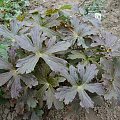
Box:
[0,0,29,22]
[0,1,120,119]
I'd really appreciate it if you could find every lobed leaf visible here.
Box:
[16,55,39,74]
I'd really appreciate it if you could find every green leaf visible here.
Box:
[27,97,38,108]
[46,9,58,16]
[67,50,86,60]
[0,44,9,60]
[60,5,72,10]
[0,97,8,105]
[45,87,63,110]
[31,112,39,120]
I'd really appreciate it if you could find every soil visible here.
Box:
[0,0,120,120]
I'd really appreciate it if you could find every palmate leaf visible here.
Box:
[36,64,65,110]
[91,31,120,56]
[23,13,61,37]
[55,63,104,108]
[100,58,120,100]
[63,16,97,48]
[0,58,38,98]
[36,70,65,110]
[16,26,71,74]
[0,20,23,40]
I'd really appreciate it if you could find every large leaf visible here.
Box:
[15,35,36,52]
[36,70,65,109]
[16,55,39,74]
[42,55,68,75]
[55,63,104,108]
[69,16,97,48]
[16,26,70,74]
[45,41,71,54]
[0,55,38,98]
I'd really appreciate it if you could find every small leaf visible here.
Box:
[27,97,38,108]
[60,5,72,10]
[46,9,58,16]
[45,87,63,110]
